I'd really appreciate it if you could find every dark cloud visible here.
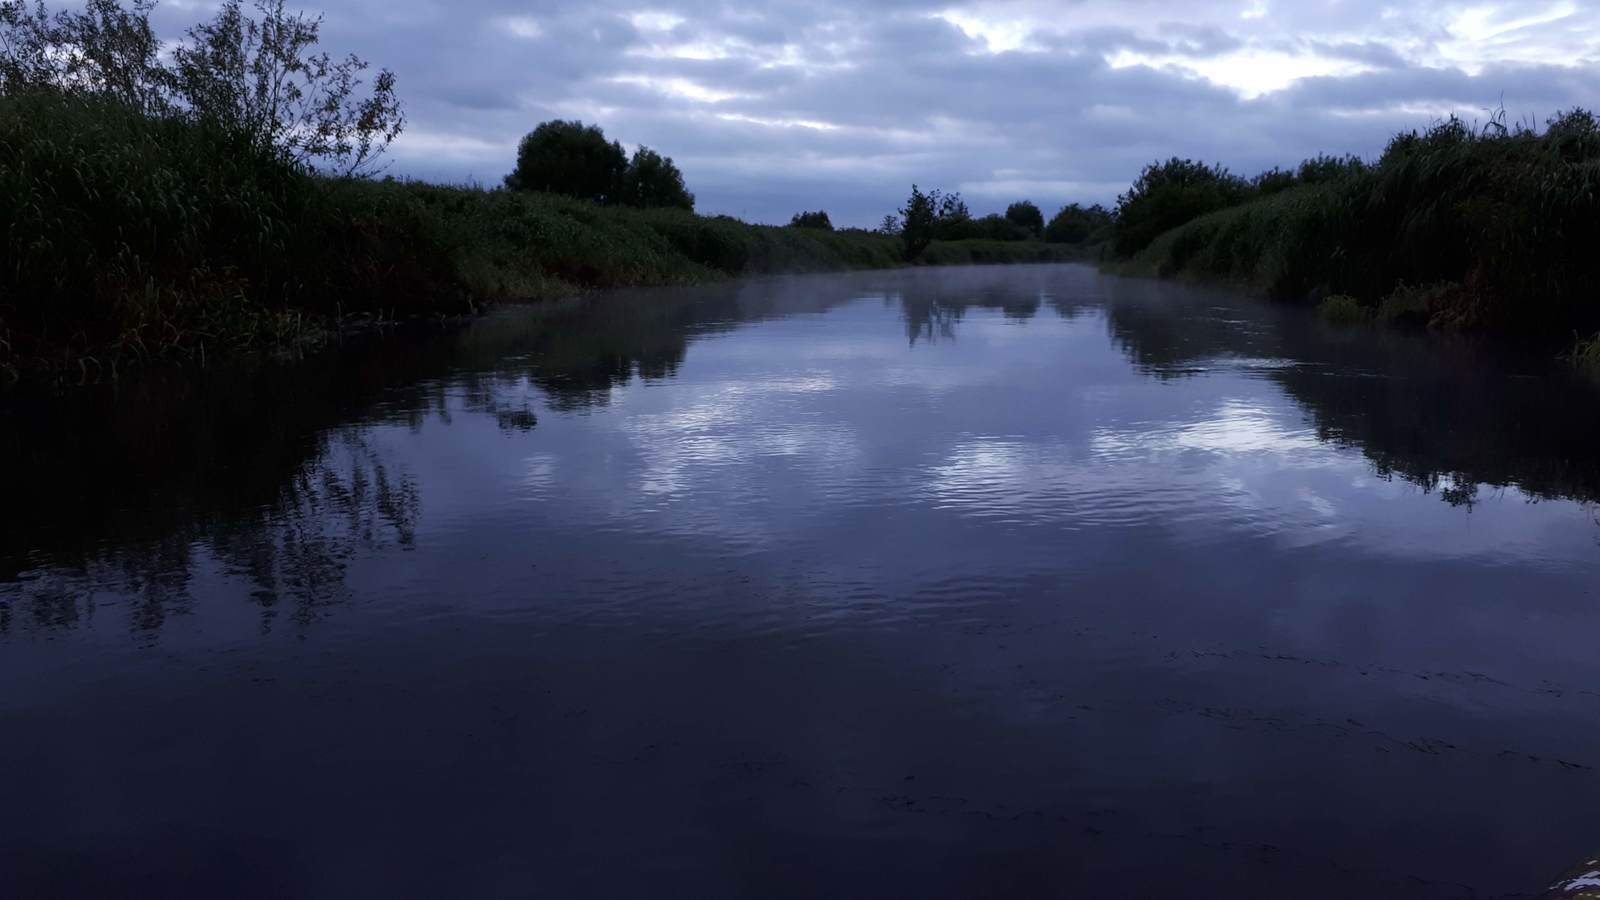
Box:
[164,0,1600,224]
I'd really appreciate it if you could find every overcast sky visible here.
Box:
[162,0,1599,225]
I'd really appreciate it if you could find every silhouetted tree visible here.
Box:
[1113,157,1251,255]
[899,184,936,260]
[619,145,693,210]
[932,190,975,240]
[790,210,833,230]
[974,213,1029,241]
[1045,203,1112,243]
[505,119,627,202]
[0,0,404,174]
[1004,200,1043,238]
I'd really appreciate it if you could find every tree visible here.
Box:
[974,214,1029,241]
[505,119,627,202]
[0,0,404,175]
[879,214,901,236]
[1113,157,1251,255]
[789,210,832,230]
[619,145,693,210]
[899,184,936,260]
[1,0,168,113]
[172,0,403,175]
[1045,203,1112,244]
[1004,201,1044,238]
[932,190,975,240]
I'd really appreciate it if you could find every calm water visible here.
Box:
[4,265,1600,898]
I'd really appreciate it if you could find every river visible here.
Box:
[3,264,1599,898]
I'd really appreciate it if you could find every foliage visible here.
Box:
[504,119,627,202]
[0,91,459,380]
[1,0,168,113]
[1318,294,1368,325]
[878,214,900,236]
[1121,108,1600,341]
[790,210,834,230]
[1571,333,1600,378]
[0,92,934,379]
[931,190,975,240]
[1004,200,1043,238]
[973,213,1030,241]
[618,145,693,210]
[505,121,696,212]
[171,0,403,175]
[917,239,1077,266]
[1,0,403,174]
[1045,203,1112,244]
[1297,153,1367,184]
[1113,157,1252,256]
[899,184,936,260]
[1252,167,1297,195]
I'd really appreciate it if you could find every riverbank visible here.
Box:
[0,92,1074,385]
[1099,112,1600,368]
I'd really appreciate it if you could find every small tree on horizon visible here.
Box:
[899,185,936,260]
[789,210,833,230]
[1045,203,1112,243]
[619,145,694,210]
[505,119,627,202]
[1005,200,1044,239]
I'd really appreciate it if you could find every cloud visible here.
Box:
[167,0,1600,224]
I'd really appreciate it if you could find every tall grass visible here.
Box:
[0,91,469,379]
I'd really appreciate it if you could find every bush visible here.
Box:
[1572,333,1600,377]
[1004,200,1043,238]
[1318,294,1368,325]
[790,210,833,230]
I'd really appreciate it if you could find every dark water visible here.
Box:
[4,265,1600,899]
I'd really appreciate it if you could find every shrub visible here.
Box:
[1376,282,1460,328]
[1318,294,1368,325]
[1571,333,1600,377]
[790,210,833,230]
[1004,200,1043,238]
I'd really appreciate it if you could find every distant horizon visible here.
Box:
[139,0,1598,227]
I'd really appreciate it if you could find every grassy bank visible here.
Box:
[1106,112,1600,356]
[0,92,1068,384]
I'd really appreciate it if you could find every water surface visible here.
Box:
[4,265,1600,898]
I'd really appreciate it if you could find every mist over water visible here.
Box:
[3,264,1599,899]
